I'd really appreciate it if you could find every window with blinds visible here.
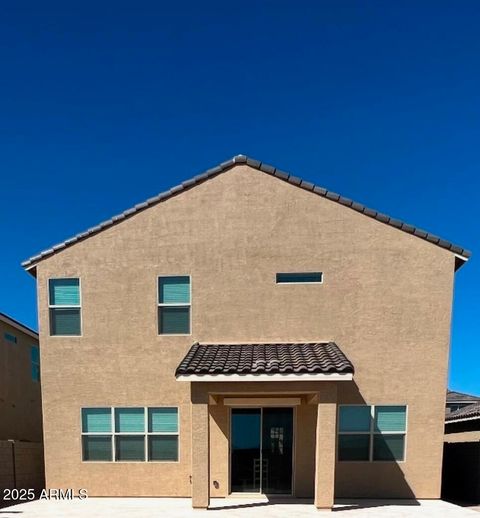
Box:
[81,407,179,462]
[158,276,191,335]
[338,405,407,462]
[49,278,81,336]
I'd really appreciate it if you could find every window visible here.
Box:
[158,276,190,335]
[338,405,407,462]
[81,407,179,462]
[276,272,323,283]
[4,332,17,344]
[49,278,81,336]
[31,346,40,382]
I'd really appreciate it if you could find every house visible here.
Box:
[0,312,41,442]
[0,311,44,492]
[443,393,480,503]
[446,389,480,414]
[22,155,470,510]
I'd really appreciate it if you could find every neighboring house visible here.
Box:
[443,395,480,503]
[22,155,470,510]
[0,311,44,493]
[446,389,480,414]
[0,312,41,441]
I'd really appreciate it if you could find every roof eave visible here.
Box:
[21,154,472,271]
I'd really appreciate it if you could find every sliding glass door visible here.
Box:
[230,407,293,494]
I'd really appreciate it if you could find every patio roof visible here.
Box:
[175,342,354,381]
[446,402,480,423]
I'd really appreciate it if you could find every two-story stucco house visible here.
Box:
[22,155,470,510]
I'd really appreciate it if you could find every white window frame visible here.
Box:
[81,406,180,463]
[157,275,191,336]
[48,277,82,337]
[275,272,323,285]
[337,404,408,463]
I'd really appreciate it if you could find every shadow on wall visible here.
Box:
[202,380,419,505]
[335,381,417,501]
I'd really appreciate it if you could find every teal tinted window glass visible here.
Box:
[82,408,112,433]
[158,306,190,334]
[338,434,370,461]
[31,364,40,382]
[115,408,145,433]
[115,435,145,461]
[276,272,323,283]
[374,406,406,432]
[31,347,40,382]
[4,332,17,343]
[49,278,80,306]
[158,276,190,304]
[31,346,39,363]
[148,436,178,461]
[148,408,178,433]
[373,434,405,461]
[339,406,371,432]
[49,308,81,336]
[82,436,112,461]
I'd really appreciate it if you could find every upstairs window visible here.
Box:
[31,346,40,382]
[276,272,323,284]
[158,276,191,335]
[49,278,81,336]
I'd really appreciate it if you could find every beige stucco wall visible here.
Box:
[33,164,457,498]
[0,319,42,442]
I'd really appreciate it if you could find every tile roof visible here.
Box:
[175,342,354,377]
[446,402,480,422]
[446,390,480,403]
[22,154,471,271]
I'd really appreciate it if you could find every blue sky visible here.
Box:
[0,1,478,394]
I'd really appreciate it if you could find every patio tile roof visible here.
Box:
[175,342,354,377]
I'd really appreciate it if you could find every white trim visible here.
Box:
[223,397,302,407]
[446,415,480,424]
[454,253,469,263]
[0,314,38,340]
[176,373,353,382]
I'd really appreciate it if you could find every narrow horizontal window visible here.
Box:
[49,278,81,336]
[276,272,323,283]
[158,276,191,335]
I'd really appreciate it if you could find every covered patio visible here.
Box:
[175,342,355,510]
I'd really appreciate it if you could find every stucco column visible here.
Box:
[314,383,338,511]
[191,384,210,509]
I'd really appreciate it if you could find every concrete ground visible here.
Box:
[0,497,478,517]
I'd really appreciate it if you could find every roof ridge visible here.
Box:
[22,154,471,271]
